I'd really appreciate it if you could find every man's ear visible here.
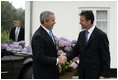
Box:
[44,20,48,25]
[44,20,46,24]
[43,20,47,25]
[88,20,92,24]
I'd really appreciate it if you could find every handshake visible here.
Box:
[58,55,67,65]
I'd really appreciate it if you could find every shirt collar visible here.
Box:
[16,27,20,29]
[87,25,95,34]
[41,24,50,34]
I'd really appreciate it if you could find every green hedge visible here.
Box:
[1,31,13,44]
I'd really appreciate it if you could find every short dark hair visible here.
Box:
[79,11,94,24]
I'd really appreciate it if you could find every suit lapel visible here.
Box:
[13,27,16,38]
[80,31,87,48]
[86,27,97,47]
[40,26,57,50]
[46,33,56,48]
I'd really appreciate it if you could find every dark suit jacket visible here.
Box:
[67,27,110,79]
[9,27,24,41]
[31,26,59,79]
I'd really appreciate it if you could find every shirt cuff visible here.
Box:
[56,58,59,65]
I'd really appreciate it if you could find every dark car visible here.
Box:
[1,49,33,79]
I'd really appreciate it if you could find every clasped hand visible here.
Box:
[58,55,67,64]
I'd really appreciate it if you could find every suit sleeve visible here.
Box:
[66,33,80,61]
[22,28,25,40]
[99,33,110,78]
[32,35,57,66]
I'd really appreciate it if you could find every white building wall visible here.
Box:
[25,1,31,46]
[31,1,80,40]
[25,1,117,68]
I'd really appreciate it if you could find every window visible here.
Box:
[96,10,108,34]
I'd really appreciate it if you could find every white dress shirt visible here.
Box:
[87,25,95,41]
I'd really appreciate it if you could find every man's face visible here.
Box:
[15,21,21,27]
[45,15,56,30]
[79,16,90,29]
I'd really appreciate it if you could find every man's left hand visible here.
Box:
[99,76,105,79]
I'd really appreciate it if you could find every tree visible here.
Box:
[1,1,25,43]
[14,8,25,28]
[1,1,15,32]
[1,1,25,32]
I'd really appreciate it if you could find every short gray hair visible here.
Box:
[40,11,54,24]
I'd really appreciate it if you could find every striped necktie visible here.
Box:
[85,30,89,44]
[49,30,55,42]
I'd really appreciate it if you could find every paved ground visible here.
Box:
[72,76,117,79]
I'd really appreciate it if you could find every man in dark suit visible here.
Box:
[61,11,110,79]
[9,20,24,42]
[31,11,66,79]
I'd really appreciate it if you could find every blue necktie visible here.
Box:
[85,30,89,44]
[49,30,55,42]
